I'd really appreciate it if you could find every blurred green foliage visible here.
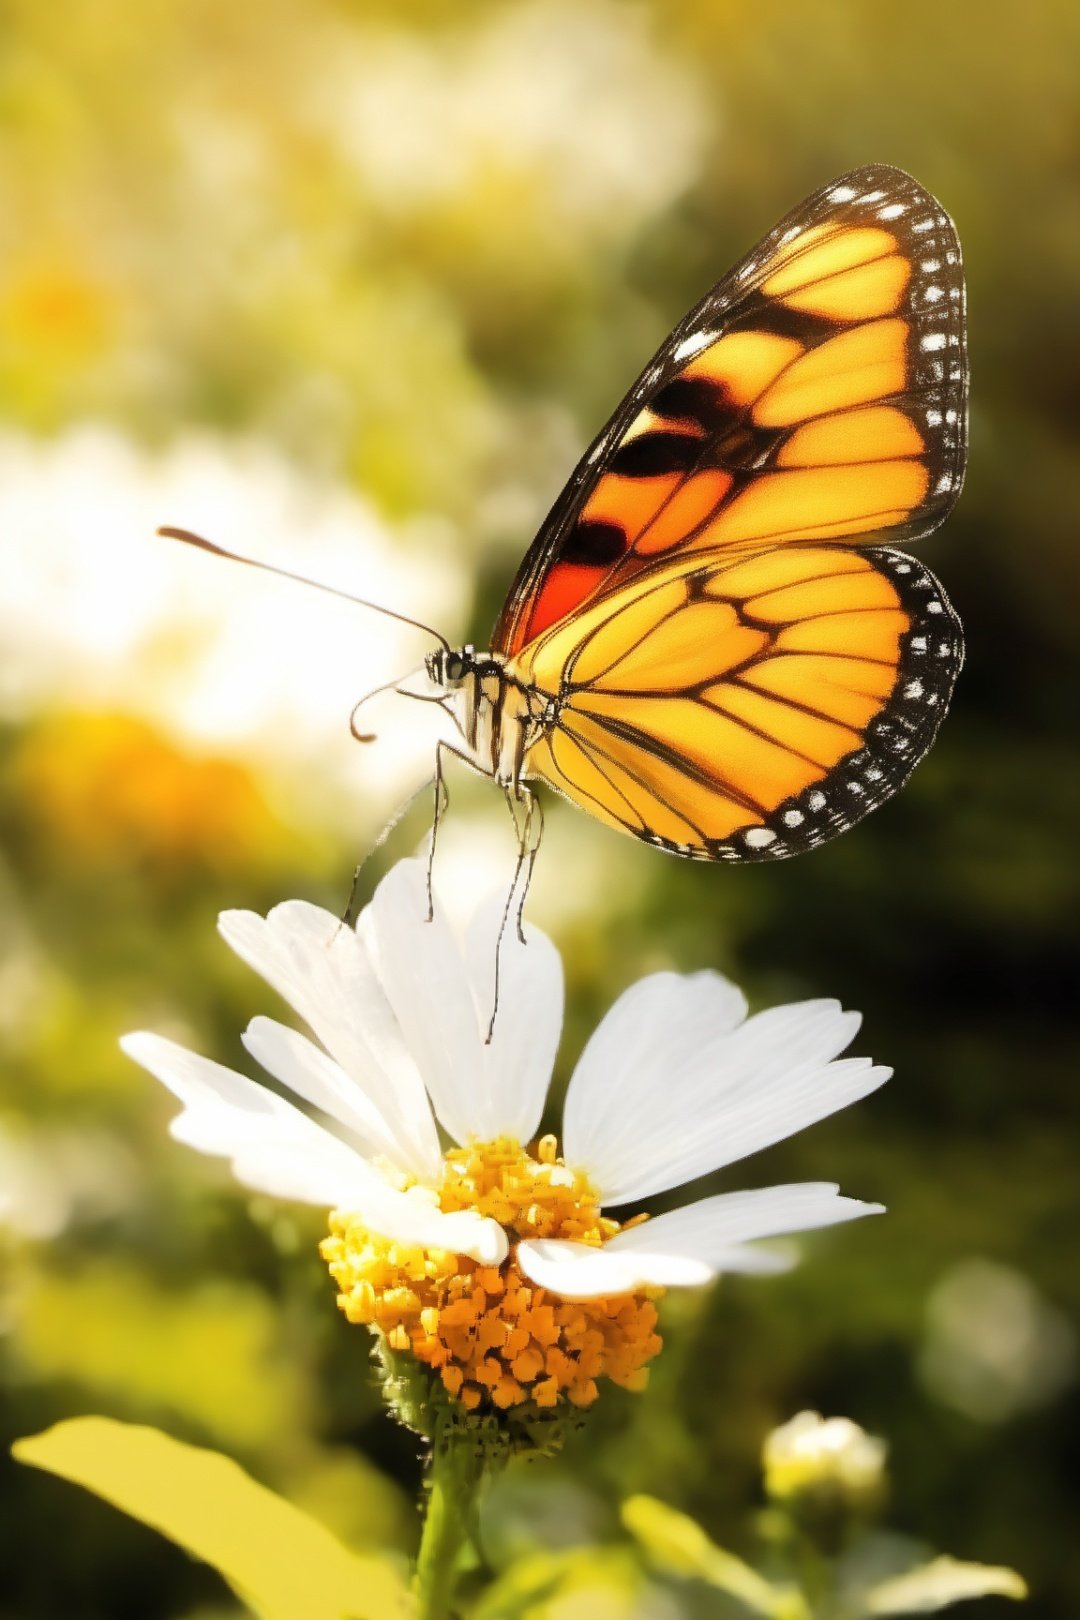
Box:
[1,1,1078,1616]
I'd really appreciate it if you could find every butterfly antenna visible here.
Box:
[157,526,452,652]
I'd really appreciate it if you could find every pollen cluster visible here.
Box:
[321,1135,662,1416]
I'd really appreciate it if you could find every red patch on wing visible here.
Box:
[518,561,609,648]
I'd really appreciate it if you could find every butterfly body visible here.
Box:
[425,644,554,789]
[420,163,968,864]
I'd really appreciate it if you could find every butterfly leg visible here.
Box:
[428,739,478,922]
[519,791,544,941]
[485,866,517,1047]
[339,775,434,928]
[483,783,544,1044]
[505,784,544,945]
[341,864,365,930]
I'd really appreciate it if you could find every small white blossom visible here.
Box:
[763,1410,888,1502]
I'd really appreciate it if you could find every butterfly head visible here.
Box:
[425,644,477,691]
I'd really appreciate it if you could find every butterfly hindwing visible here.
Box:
[520,543,963,860]
[494,164,966,661]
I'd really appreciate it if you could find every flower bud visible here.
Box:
[762,1410,887,1512]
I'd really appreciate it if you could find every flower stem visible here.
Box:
[414,1434,484,1620]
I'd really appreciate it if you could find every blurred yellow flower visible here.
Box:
[9,711,289,872]
[0,260,116,424]
[14,1260,311,1453]
[1,265,110,353]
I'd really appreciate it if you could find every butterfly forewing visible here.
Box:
[493,164,966,862]
[493,164,966,659]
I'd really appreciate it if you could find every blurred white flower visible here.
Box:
[919,1258,1076,1423]
[313,0,706,238]
[123,858,887,1420]
[0,426,462,809]
[0,1123,141,1241]
[763,1410,888,1505]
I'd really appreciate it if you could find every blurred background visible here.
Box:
[1,1,1077,1615]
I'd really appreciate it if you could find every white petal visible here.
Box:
[518,1237,713,1297]
[367,860,561,1146]
[517,1182,881,1299]
[218,898,440,1179]
[121,1032,506,1264]
[564,989,889,1204]
[563,972,748,1155]
[463,890,563,1143]
[365,860,485,1144]
[123,1029,391,1204]
[241,1016,405,1163]
[605,1182,883,1254]
[518,1238,791,1299]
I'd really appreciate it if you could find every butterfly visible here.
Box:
[164,163,966,877]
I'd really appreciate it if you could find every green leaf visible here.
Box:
[469,1547,666,1620]
[621,1494,809,1619]
[13,1417,412,1620]
[466,1549,585,1619]
[861,1555,1028,1614]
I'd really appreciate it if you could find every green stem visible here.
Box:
[414,1435,484,1620]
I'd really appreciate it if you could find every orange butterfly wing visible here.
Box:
[492,165,966,859]
[494,163,965,655]
[517,541,960,858]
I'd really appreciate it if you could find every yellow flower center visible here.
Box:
[321,1134,663,1416]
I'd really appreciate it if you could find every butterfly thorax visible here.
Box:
[425,645,557,789]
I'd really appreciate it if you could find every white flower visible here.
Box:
[763,1410,888,1503]
[122,858,888,1416]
